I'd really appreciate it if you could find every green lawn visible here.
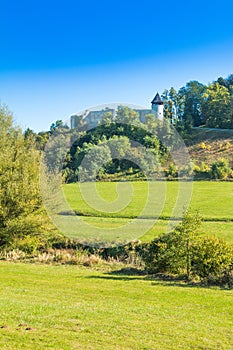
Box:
[63,181,233,220]
[0,262,232,350]
[54,216,233,243]
[141,219,233,243]
[61,181,233,243]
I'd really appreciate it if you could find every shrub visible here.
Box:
[140,231,187,274]
[12,235,42,254]
[193,164,201,173]
[192,236,233,279]
[139,211,233,287]
[200,162,210,173]
[210,158,230,179]
[166,163,178,178]
[199,142,206,149]
[141,212,202,276]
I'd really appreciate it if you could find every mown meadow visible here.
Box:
[0,262,232,350]
[62,181,233,243]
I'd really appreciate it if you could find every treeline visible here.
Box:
[163,73,233,129]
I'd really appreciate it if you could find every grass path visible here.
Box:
[0,262,233,350]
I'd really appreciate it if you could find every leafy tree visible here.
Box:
[162,88,179,123]
[164,74,233,131]
[226,73,233,87]
[115,106,140,125]
[79,144,112,181]
[179,81,206,127]
[202,82,231,128]
[217,76,228,88]
[98,110,114,126]
[107,135,131,159]
[143,134,160,153]
[0,105,47,246]
[141,211,201,279]
[50,120,68,134]
[24,127,36,140]
[35,131,50,150]
[144,113,158,133]
[174,211,201,278]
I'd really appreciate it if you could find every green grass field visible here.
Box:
[62,181,233,243]
[0,262,232,350]
[1,181,233,349]
[63,181,233,220]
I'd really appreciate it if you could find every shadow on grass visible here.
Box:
[85,267,191,285]
[85,268,227,289]
[86,267,146,281]
[87,275,144,281]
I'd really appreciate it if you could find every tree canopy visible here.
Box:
[162,73,233,129]
[0,105,57,247]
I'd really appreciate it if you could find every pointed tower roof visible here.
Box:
[151,92,163,105]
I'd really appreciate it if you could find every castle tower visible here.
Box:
[151,92,164,121]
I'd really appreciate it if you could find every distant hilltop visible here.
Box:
[70,93,164,129]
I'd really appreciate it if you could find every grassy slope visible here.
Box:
[0,262,232,350]
[188,128,233,167]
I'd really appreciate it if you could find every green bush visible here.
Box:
[140,211,233,287]
[192,235,233,279]
[166,163,178,178]
[12,235,42,254]
[141,211,201,276]
[140,231,187,274]
[210,158,230,179]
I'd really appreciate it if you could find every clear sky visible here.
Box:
[1,0,233,131]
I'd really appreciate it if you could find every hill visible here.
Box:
[186,127,233,170]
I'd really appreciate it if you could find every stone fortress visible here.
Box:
[70,93,164,129]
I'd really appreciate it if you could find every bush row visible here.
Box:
[166,158,232,180]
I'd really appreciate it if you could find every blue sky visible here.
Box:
[1,0,233,131]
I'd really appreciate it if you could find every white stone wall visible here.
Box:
[152,104,164,121]
[70,105,163,129]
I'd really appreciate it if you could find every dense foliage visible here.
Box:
[63,106,176,182]
[163,73,233,129]
[140,211,233,287]
[0,105,58,249]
